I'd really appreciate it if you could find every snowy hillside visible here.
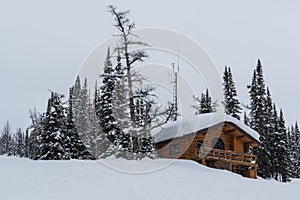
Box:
[0,156,299,200]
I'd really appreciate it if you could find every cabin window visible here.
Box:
[197,141,203,148]
[197,141,203,155]
[169,144,180,155]
[248,146,254,154]
[212,138,225,150]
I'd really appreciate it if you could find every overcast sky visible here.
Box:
[1,0,300,131]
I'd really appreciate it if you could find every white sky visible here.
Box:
[1,0,300,130]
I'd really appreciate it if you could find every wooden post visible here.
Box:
[229,162,232,172]
[202,159,206,166]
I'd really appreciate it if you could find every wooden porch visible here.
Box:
[196,148,258,178]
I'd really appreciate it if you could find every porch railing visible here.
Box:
[198,148,257,165]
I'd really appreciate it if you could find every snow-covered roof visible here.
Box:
[154,113,260,144]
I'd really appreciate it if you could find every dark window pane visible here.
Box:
[212,138,224,150]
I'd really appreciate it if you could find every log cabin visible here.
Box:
[154,113,261,178]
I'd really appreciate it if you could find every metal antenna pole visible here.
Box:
[170,60,179,121]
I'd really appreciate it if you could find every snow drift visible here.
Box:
[0,156,299,200]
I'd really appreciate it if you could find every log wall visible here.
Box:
[155,122,259,178]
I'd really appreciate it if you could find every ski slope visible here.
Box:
[0,156,299,200]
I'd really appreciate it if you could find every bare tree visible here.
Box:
[107,6,172,158]
[108,5,149,152]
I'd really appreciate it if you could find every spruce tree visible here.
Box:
[15,128,25,157]
[24,129,30,158]
[200,93,207,113]
[28,109,43,160]
[272,109,291,182]
[265,88,273,132]
[98,48,119,145]
[248,59,272,179]
[262,88,274,176]
[39,92,69,160]
[222,66,241,119]
[133,86,158,159]
[286,127,292,156]
[290,122,300,177]
[66,88,93,160]
[71,76,102,156]
[248,59,266,134]
[0,122,14,156]
[72,75,82,131]
[96,48,135,158]
[111,51,133,157]
[93,81,111,158]
[77,78,92,150]
[268,103,278,178]
[294,122,300,177]
[193,89,217,114]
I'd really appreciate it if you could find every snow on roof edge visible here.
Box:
[154,113,260,144]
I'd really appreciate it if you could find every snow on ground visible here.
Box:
[0,156,299,200]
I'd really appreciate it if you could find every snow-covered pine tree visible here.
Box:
[133,86,158,159]
[286,126,292,156]
[248,59,266,134]
[96,48,128,158]
[87,98,97,156]
[269,103,278,177]
[98,48,119,146]
[28,109,43,160]
[222,66,242,119]
[72,75,82,132]
[290,122,300,177]
[39,92,70,160]
[24,129,30,158]
[0,122,14,156]
[248,59,271,179]
[66,88,93,160]
[205,89,216,112]
[111,51,133,158]
[286,124,293,179]
[91,91,111,158]
[272,109,291,182]
[193,89,217,114]
[261,88,274,178]
[97,48,136,159]
[15,128,25,157]
[201,92,209,113]
[71,76,101,156]
[76,78,92,151]
[294,122,300,177]
[93,81,111,158]
[265,88,273,132]
[192,93,205,115]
